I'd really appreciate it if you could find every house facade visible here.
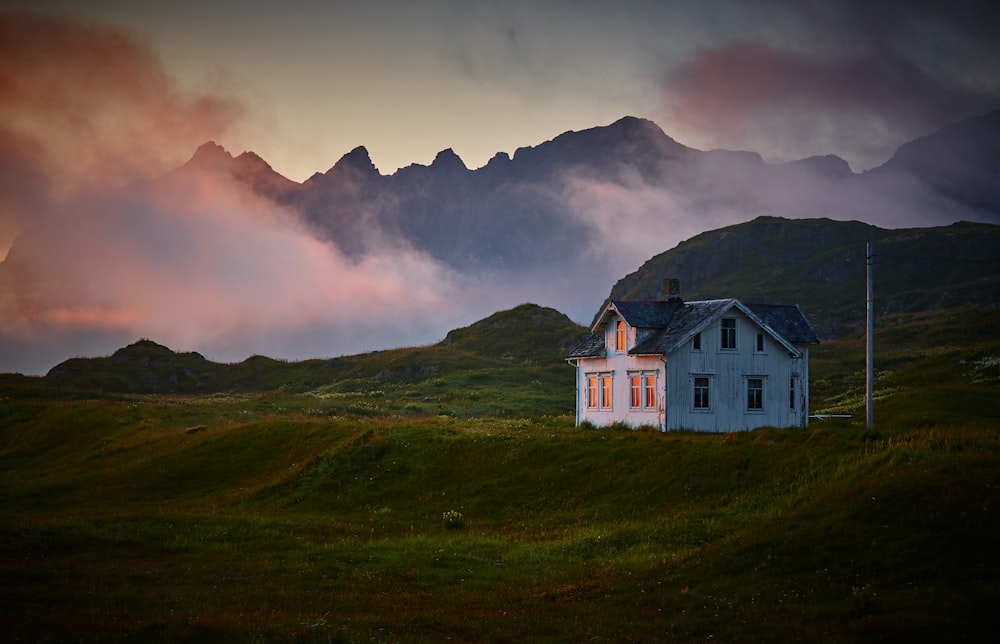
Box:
[566,279,819,432]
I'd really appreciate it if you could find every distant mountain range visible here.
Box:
[181,109,1000,277]
[3,109,999,376]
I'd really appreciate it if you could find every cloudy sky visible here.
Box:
[1,1,998,374]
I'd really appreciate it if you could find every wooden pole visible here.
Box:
[866,242,874,429]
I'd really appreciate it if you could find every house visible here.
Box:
[566,279,819,432]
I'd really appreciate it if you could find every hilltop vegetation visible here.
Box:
[604,217,1000,336]
[17,304,587,410]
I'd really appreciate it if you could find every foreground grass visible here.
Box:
[2,402,998,641]
[2,307,998,641]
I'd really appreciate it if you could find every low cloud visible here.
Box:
[0,13,513,374]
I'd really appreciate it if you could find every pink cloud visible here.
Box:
[0,13,475,373]
[0,12,241,204]
[664,40,994,167]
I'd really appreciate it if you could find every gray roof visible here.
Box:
[566,298,818,360]
[744,303,820,345]
[565,330,605,359]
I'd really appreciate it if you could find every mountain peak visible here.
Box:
[328,146,380,177]
[186,141,234,170]
[431,148,467,171]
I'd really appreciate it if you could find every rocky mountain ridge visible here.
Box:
[175,110,1000,276]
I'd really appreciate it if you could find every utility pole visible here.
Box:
[866,242,874,429]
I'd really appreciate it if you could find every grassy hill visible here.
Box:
[2,218,999,640]
[602,217,1000,337]
[2,303,999,640]
[11,304,589,416]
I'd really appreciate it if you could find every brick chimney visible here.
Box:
[661,278,682,303]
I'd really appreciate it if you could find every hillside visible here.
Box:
[19,304,588,407]
[600,216,1000,337]
[2,311,998,639]
[2,234,999,640]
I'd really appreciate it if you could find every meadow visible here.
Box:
[1,306,998,641]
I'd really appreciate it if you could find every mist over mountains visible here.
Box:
[189,109,1000,270]
[2,109,999,375]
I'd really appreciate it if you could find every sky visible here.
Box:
[1,0,999,374]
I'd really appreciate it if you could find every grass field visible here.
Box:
[1,307,998,641]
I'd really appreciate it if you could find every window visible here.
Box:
[755,332,765,352]
[616,320,627,352]
[721,318,736,349]
[586,373,614,409]
[692,332,702,351]
[789,377,796,409]
[747,377,764,410]
[602,375,613,408]
[629,372,658,410]
[693,376,710,409]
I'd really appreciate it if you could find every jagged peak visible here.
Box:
[186,141,234,169]
[608,115,668,135]
[431,148,468,171]
[327,145,380,177]
[487,151,511,164]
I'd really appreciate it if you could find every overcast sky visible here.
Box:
[1,1,998,374]
[4,0,998,183]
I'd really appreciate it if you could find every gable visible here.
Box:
[568,297,818,360]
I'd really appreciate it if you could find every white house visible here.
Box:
[566,279,819,432]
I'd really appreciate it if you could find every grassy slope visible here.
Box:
[605,217,1000,337]
[1,307,998,641]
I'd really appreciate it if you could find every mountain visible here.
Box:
[178,109,1000,279]
[599,216,1000,338]
[178,141,299,202]
[3,111,999,377]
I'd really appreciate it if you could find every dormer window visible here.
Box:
[616,320,627,352]
[721,318,737,350]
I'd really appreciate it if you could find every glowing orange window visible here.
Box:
[645,375,656,408]
[630,375,642,408]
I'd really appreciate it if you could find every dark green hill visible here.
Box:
[27,304,587,401]
[439,302,587,362]
[601,216,1000,337]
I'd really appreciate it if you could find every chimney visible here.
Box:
[661,278,682,303]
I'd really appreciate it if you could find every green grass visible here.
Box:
[1,308,999,641]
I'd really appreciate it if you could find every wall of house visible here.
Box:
[574,315,665,429]
[665,309,809,432]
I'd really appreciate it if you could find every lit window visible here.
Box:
[694,377,710,409]
[587,376,599,408]
[721,318,736,349]
[602,375,613,408]
[747,378,764,410]
[616,320,627,352]
[645,375,657,408]
[630,375,642,408]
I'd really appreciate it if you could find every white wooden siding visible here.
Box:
[575,309,811,432]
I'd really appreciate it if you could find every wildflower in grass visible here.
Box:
[442,510,464,529]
